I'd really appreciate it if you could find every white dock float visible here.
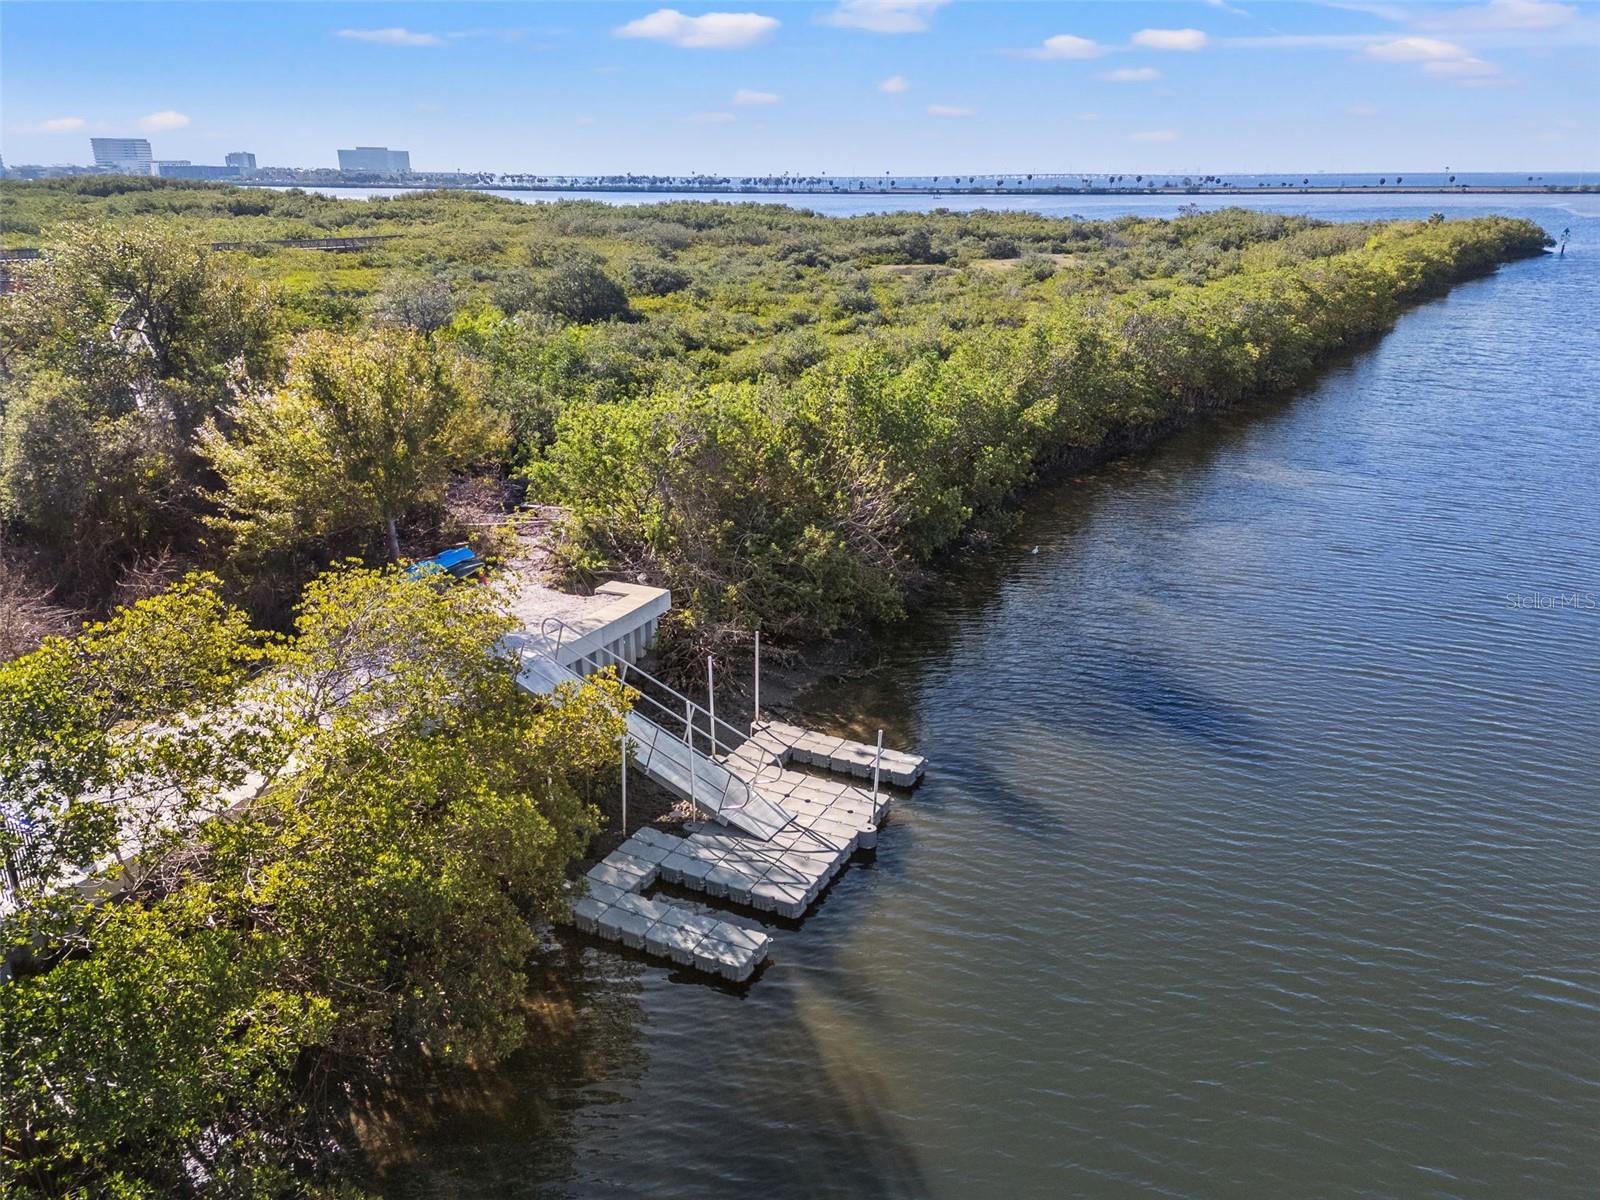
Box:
[569,832,774,981]
[747,720,926,788]
[566,729,923,977]
[516,587,929,979]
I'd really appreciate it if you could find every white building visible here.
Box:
[90,138,153,175]
[337,146,411,174]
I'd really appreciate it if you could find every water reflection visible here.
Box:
[365,942,651,1198]
[386,204,1599,1198]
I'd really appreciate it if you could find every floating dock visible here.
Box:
[569,729,921,979]
[569,726,922,981]
[744,719,925,788]
[510,586,926,982]
[570,834,772,982]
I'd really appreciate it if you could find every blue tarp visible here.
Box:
[404,546,486,582]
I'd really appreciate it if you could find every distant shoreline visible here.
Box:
[244,183,1594,197]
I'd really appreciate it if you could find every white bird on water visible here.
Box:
[1031,546,1040,554]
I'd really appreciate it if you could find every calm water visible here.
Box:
[278,185,1597,225]
[387,197,1600,1199]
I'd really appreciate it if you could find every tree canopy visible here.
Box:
[0,221,279,586]
[0,567,629,1197]
[0,184,1548,656]
[528,214,1551,646]
[201,328,506,560]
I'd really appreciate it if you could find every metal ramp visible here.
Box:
[515,627,795,842]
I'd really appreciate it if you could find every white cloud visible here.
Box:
[1322,2,1411,20]
[335,27,445,47]
[1365,35,1499,76]
[614,9,779,49]
[1023,34,1107,60]
[1224,33,1386,49]
[575,116,597,125]
[926,104,973,117]
[821,1,950,34]
[39,116,86,132]
[445,27,534,44]
[1364,35,1472,61]
[684,110,737,123]
[733,88,781,104]
[1133,28,1209,51]
[1422,55,1500,75]
[1417,0,1577,31]
[1099,67,1163,82]
[1223,1,1579,56]
[1130,129,1179,142]
[138,110,191,131]
[878,74,910,92]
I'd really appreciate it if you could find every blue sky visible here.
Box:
[3,1,1596,174]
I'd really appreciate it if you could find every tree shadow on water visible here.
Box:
[344,926,934,1200]
[349,939,651,1199]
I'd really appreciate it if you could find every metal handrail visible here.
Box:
[526,617,790,827]
[534,615,790,786]
[529,617,861,862]
[538,616,569,663]
[595,655,789,814]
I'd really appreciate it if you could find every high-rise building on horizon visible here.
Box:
[337,146,411,174]
[225,151,257,172]
[90,137,153,174]
[155,162,241,180]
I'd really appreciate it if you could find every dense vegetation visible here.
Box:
[0,180,1550,1196]
[0,179,1548,652]
[1,568,628,1196]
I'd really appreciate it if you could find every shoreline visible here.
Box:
[243,182,1595,197]
[627,242,1553,751]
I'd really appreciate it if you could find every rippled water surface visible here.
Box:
[390,198,1600,1199]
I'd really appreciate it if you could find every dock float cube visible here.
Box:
[562,720,925,982]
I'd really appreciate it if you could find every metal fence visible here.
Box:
[1,812,43,912]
